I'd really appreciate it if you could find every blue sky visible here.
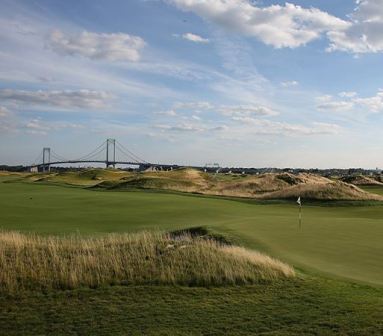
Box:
[1,0,383,168]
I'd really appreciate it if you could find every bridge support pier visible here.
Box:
[42,147,51,173]
[106,139,116,168]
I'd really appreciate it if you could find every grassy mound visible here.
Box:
[34,169,133,186]
[0,230,294,292]
[208,173,380,201]
[260,180,383,201]
[211,173,330,197]
[111,176,198,191]
[341,174,383,186]
[101,168,210,192]
[14,168,383,201]
[0,171,25,177]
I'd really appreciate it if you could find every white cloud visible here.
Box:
[281,80,299,87]
[0,89,113,109]
[152,99,338,139]
[317,100,355,112]
[0,14,181,100]
[327,0,383,54]
[339,91,357,98]
[211,125,228,131]
[316,95,333,103]
[0,106,16,133]
[169,101,277,117]
[25,119,50,132]
[0,106,10,117]
[155,122,205,132]
[169,0,383,55]
[173,101,213,110]
[354,90,383,112]
[172,101,214,115]
[182,33,210,43]
[232,117,341,136]
[155,122,228,133]
[218,104,278,117]
[25,118,83,135]
[47,30,146,62]
[0,110,84,135]
[317,89,383,113]
[167,0,349,48]
[155,110,178,116]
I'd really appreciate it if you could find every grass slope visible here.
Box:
[1,176,383,335]
[341,175,383,186]
[13,168,383,201]
[360,185,383,196]
[1,280,382,335]
[0,231,293,292]
[1,177,383,285]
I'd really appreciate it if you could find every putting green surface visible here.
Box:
[1,178,383,286]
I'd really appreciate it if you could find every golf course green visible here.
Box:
[1,176,382,286]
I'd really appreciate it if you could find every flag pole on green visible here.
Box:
[297,197,302,229]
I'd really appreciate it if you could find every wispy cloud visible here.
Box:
[281,81,299,87]
[0,106,10,117]
[218,105,278,117]
[0,89,113,110]
[47,30,146,62]
[231,117,342,136]
[168,0,383,56]
[166,101,278,117]
[167,0,349,48]
[182,33,209,43]
[24,118,83,135]
[327,0,383,54]
[317,100,354,112]
[173,101,213,111]
[317,90,383,113]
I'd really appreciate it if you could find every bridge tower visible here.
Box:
[106,138,116,168]
[42,147,51,173]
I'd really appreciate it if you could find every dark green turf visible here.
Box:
[360,185,383,196]
[1,279,382,335]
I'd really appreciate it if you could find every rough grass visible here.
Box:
[2,179,383,285]
[21,169,133,187]
[2,279,383,336]
[260,180,383,201]
[18,168,383,201]
[0,230,294,293]
[12,168,383,201]
[341,174,383,186]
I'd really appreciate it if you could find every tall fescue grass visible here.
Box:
[0,231,294,293]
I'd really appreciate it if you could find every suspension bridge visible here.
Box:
[27,139,178,172]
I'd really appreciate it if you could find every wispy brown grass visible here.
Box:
[260,181,383,201]
[0,231,294,293]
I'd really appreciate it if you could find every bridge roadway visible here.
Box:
[28,160,183,170]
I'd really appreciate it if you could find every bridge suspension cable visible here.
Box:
[26,139,149,168]
[73,141,107,161]
[30,150,44,165]
[50,150,70,162]
[115,141,148,164]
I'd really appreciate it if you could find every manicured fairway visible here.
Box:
[361,185,383,196]
[1,178,383,286]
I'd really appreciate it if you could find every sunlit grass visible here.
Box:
[0,230,294,293]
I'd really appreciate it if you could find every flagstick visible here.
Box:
[297,197,302,230]
[299,204,302,230]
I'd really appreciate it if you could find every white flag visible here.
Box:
[297,197,301,206]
